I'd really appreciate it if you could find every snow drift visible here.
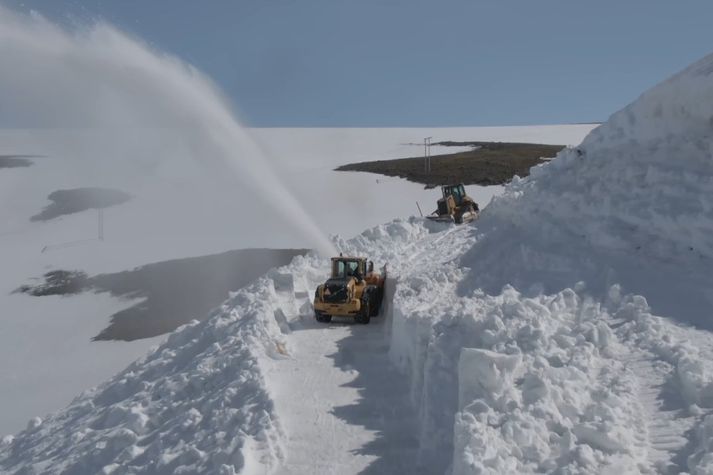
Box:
[388,52,713,474]
[0,274,294,474]
[468,52,713,329]
[490,52,713,263]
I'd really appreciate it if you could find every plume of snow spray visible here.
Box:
[0,7,337,256]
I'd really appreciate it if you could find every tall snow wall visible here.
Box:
[390,52,713,474]
[488,52,713,263]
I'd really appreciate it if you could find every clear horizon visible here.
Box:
[4,0,713,128]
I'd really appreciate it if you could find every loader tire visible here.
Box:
[372,288,383,316]
[315,312,331,323]
[356,298,371,324]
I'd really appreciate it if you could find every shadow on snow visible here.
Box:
[314,278,439,474]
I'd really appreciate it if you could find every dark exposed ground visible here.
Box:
[0,155,35,168]
[16,248,308,341]
[31,187,132,222]
[17,270,89,296]
[335,141,565,187]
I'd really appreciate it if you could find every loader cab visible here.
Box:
[441,184,467,206]
[331,257,366,280]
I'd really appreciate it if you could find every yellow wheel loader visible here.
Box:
[427,183,479,224]
[313,255,386,324]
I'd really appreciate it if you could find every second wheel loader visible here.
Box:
[427,183,479,224]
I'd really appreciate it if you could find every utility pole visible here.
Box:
[424,136,432,174]
[98,208,104,241]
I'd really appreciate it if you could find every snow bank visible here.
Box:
[451,290,640,474]
[0,276,292,474]
[391,256,648,472]
[387,228,713,473]
[458,54,713,334]
[389,52,713,474]
[487,53,713,266]
[0,218,439,474]
[689,415,713,474]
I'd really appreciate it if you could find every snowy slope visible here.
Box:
[4,217,711,474]
[388,52,713,473]
[0,273,289,474]
[389,225,713,473]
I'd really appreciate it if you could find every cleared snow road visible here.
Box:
[259,222,473,474]
[264,304,426,475]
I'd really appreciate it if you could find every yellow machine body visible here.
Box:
[313,256,386,324]
[427,183,479,224]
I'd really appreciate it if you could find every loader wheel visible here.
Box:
[315,312,331,323]
[356,298,371,324]
[372,288,383,316]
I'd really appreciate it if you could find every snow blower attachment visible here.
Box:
[427,183,479,224]
[313,256,386,324]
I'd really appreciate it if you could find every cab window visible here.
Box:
[346,261,359,276]
[333,260,346,278]
[450,185,464,204]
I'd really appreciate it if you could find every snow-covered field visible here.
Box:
[0,124,591,437]
[0,3,598,437]
[4,48,713,474]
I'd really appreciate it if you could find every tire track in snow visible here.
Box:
[623,351,696,473]
[263,267,425,474]
[611,314,713,474]
[265,316,424,474]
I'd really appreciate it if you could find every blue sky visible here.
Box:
[6,0,713,127]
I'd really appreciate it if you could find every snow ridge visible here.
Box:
[387,51,713,473]
[488,52,713,266]
[391,243,644,473]
[0,278,289,474]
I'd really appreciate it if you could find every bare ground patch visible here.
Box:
[335,141,565,187]
[31,187,132,222]
[0,155,35,169]
[16,248,308,341]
